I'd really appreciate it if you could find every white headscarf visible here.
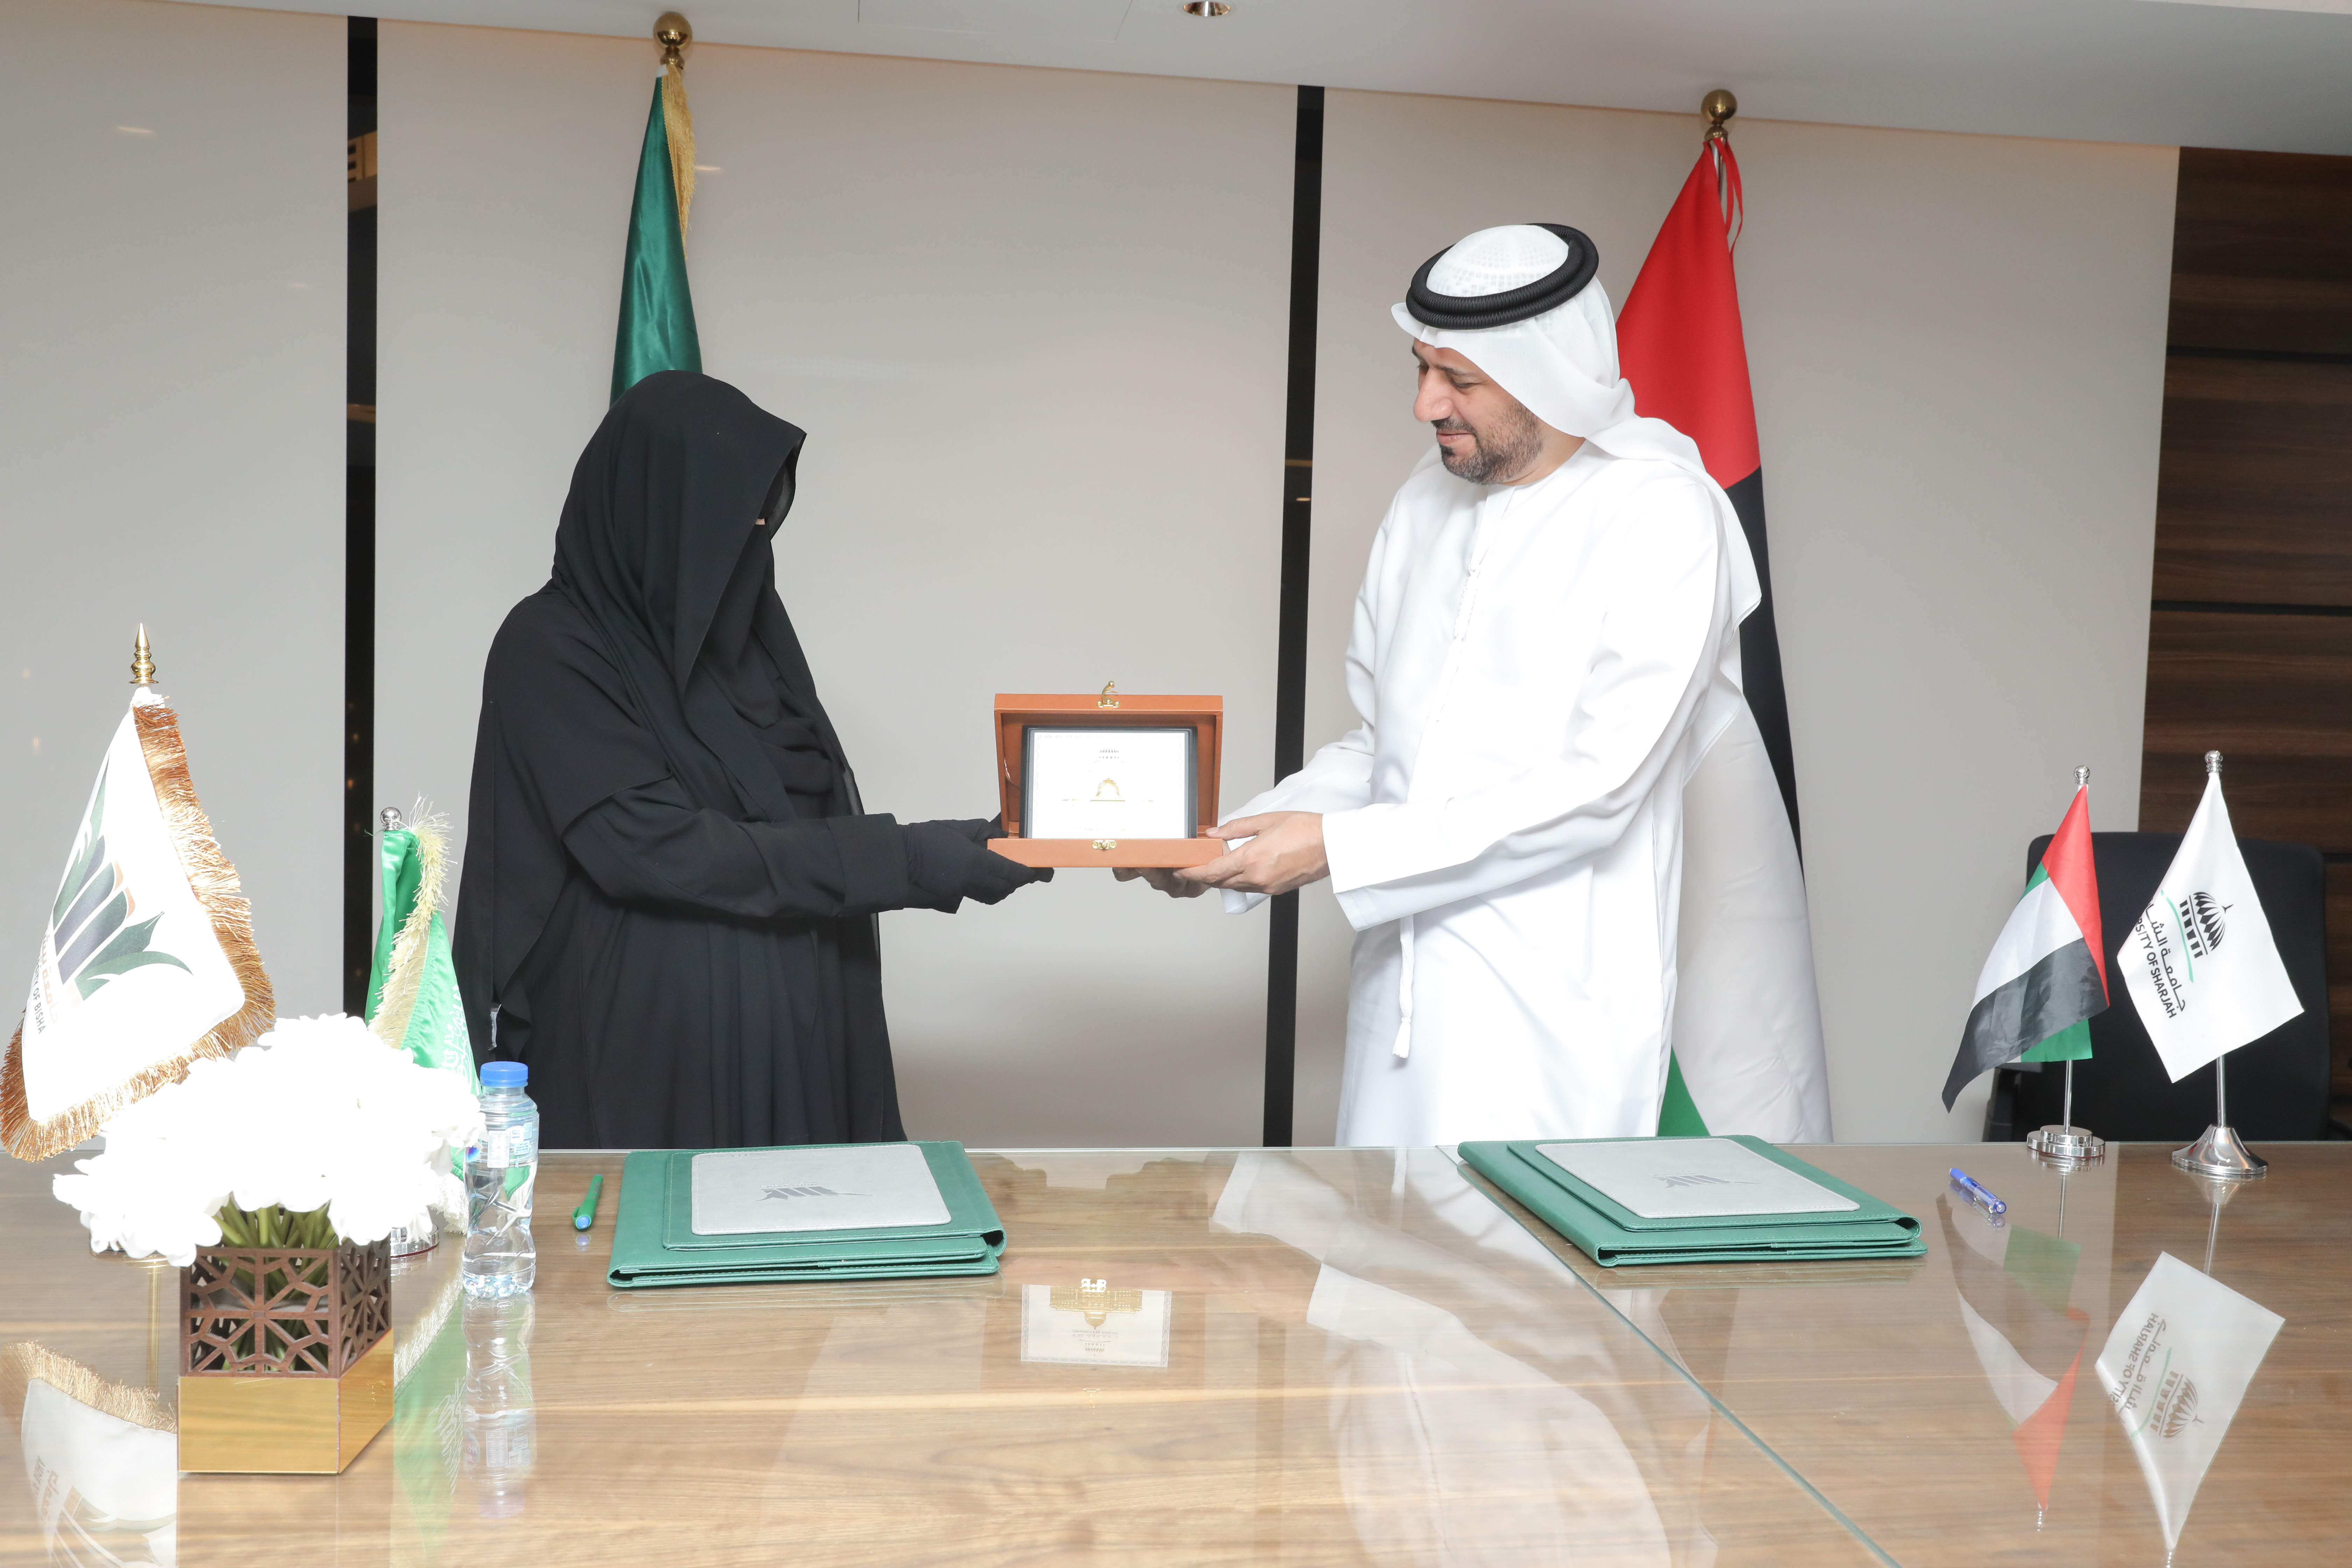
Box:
[1393,224,1759,621]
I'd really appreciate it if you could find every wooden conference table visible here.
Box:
[1,1141,2345,1564]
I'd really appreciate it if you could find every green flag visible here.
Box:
[366,822,475,1093]
[611,73,700,402]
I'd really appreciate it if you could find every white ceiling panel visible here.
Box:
[180,0,2352,153]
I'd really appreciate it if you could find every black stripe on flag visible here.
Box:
[1725,468,1800,854]
[1942,938,2106,1111]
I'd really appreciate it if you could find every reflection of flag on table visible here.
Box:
[0,1341,178,1564]
[2118,771,2302,1082]
[2096,1252,2282,1555]
[4,687,272,1161]
[1939,1198,2088,1513]
[1942,782,2106,1110]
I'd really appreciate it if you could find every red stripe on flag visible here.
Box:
[1617,142,1761,489]
[2041,788,2107,1002]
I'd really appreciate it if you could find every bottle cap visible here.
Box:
[481,1061,528,1088]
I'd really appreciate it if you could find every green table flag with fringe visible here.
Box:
[366,817,475,1093]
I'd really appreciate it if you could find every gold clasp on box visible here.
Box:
[1097,680,1119,708]
[1093,839,1117,852]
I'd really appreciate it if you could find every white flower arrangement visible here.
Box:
[53,1014,484,1267]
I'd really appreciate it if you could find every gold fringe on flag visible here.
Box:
[657,12,696,240]
[0,695,274,1161]
[368,805,448,1054]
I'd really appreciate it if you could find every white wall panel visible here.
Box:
[378,27,1293,1145]
[0,0,346,1022]
[1308,93,2175,1143]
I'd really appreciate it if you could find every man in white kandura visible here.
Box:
[1128,223,1832,1146]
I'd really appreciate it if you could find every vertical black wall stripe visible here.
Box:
[1263,86,1323,1148]
[342,18,379,1013]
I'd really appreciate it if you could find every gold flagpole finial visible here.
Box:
[1701,89,1737,141]
[655,12,692,70]
[130,625,155,685]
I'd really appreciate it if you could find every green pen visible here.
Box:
[572,1173,605,1232]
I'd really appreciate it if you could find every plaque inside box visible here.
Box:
[993,685,1222,868]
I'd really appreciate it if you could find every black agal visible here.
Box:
[1406,224,1600,330]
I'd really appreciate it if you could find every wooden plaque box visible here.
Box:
[991,688,1222,868]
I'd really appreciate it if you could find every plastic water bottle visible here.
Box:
[462,1292,536,1518]
[462,1061,538,1297]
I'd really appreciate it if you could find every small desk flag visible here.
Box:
[365,813,474,1091]
[1944,781,2107,1110]
[2118,770,2302,1082]
[4,668,272,1161]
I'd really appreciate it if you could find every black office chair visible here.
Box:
[1982,832,2333,1144]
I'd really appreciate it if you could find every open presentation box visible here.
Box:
[990,688,1222,868]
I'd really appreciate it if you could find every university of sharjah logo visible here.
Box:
[2180,892,2230,961]
[1657,1172,1740,1190]
[762,1185,862,1200]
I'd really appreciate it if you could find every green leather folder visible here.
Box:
[1460,1135,1925,1268]
[606,1141,1006,1288]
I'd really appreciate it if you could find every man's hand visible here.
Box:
[1113,866,1209,899]
[1176,812,1329,897]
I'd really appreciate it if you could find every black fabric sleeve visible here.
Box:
[562,778,919,921]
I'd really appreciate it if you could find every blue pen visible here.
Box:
[1949,1168,2007,1215]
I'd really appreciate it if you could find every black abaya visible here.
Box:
[455,371,1044,1149]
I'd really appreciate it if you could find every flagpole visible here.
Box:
[2029,765,2104,1163]
[2170,751,2268,1180]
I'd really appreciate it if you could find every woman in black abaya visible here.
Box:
[455,371,1048,1149]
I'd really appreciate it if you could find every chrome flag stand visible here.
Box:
[2027,1059,2105,1162]
[2172,1052,2267,1180]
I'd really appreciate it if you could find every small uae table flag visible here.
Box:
[2,633,272,1161]
[1943,777,2107,1111]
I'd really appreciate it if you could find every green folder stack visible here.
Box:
[1461,1135,1925,1268]
[607,1140,1006,1288]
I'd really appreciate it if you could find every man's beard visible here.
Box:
[1433,400,1545,484]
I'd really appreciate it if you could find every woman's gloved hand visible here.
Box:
[905,818,1054,910]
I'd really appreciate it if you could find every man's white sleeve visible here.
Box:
[1318,482,1725,931]
[1219,527,1386,914]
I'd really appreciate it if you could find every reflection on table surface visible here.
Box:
[1474,1140,2352,1567]
[0,1146,1874,1565]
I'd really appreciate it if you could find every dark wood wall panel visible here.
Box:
[2150,356,2352,604]
[2145,146,2352,1122]
[2170,148,2352,355]
[2141,610,2352,848]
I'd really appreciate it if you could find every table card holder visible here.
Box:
[990,684,1222,869]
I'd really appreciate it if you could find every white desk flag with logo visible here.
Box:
[3,678,273,1161]
[2095,1252,2282,1556]
[2117,771,2302,1082]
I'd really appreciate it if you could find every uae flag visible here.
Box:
[1617,137,1800,849]
[1942,783,2107,1110]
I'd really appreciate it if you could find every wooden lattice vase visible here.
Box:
[177,1239,394,1474]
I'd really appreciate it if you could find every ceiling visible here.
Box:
[181,0,2352,155]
